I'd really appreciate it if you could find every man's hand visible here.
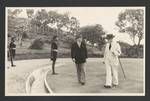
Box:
[72,58,75,62]
[102,61,105,64]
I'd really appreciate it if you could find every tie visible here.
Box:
[109,43,111,50]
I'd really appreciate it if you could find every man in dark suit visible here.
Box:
[71,35,88,85]
[50,35,58,75]
[9,37,16,67]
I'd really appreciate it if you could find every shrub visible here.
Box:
[29,38,44,49]
[22,32,29,39]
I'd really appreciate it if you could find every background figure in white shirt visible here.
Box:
[103,34,121,88]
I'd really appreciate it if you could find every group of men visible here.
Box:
[8,33,121,88]
[51,34,121,88]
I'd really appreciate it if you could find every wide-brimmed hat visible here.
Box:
[105,34,115,40]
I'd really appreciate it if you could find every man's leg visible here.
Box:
[10,52,14,67]
[52,60,56,74]
[76,64,81,83]
[105,63,112,87]
[10,56,14,67]
[112,64,119,86]
[80,63,86,85]
[12,53,16,67]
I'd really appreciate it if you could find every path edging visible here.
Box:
[44,63,64,94]
[44,69,53,94]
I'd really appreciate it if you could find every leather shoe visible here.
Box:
[112,84,118,87]
[81,82,85,85]
[52,73,58,75]
[104,85,111,88]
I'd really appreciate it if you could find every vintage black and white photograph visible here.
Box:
[5,7,145,96]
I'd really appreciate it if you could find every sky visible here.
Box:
[7,7,145,45]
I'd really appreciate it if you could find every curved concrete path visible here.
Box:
[6,59,66,96]
[26,64,64,95]
[6,59,52,96]
[26,66,49,94]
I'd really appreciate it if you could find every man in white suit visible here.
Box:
[103,34,121,88]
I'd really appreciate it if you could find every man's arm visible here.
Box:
[103,44,107,64]
[84,43,88,58]
[71,43,75,62]
[111,42,121,56]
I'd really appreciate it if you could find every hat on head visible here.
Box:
[105,34,115,40]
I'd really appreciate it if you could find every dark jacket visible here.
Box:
[9,42,16,58]
[51,41,58,61]
[71,42,88,64]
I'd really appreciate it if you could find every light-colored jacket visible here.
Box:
[104,41,121,66]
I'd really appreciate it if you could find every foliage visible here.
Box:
[68,17,80,36]
[80,24,105,50]
[8,9,23,18]
[127,45,143,58]
[116,9,144,57]
[8,9,80,44]
[116,9,144,46]
[26,9,34,18]
[30,9,80,36]
[8,9,30,46]
[8,9,23,36]
[118,41,143,58]
[29,38,44,49]
[22,32,29,39]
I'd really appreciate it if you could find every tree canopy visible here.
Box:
[30,9,80,36]
[80,24,105,50]
[116,9,144,46]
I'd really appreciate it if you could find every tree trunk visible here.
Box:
[136,38,142,58]
[19,34,23,47]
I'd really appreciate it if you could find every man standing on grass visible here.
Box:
[71,35,88,85]
[50,35,58,75]
[103,34,121,88]
[9,37,16,67]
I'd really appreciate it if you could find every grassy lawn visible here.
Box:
[46,58,144,94]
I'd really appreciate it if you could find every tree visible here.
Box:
[8,9,23,36]
[116,9,144,57]
[35,9,49,34]
[68,17,80,36]
[15,25,28,46]
[30,9,79,36]
[26,9,34,32]
[48,11,71,35]
[8,9,22,18]
[26,9,34,18]
[80,24,105,50]
[8,9,28,47]
[30,10,69,35]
